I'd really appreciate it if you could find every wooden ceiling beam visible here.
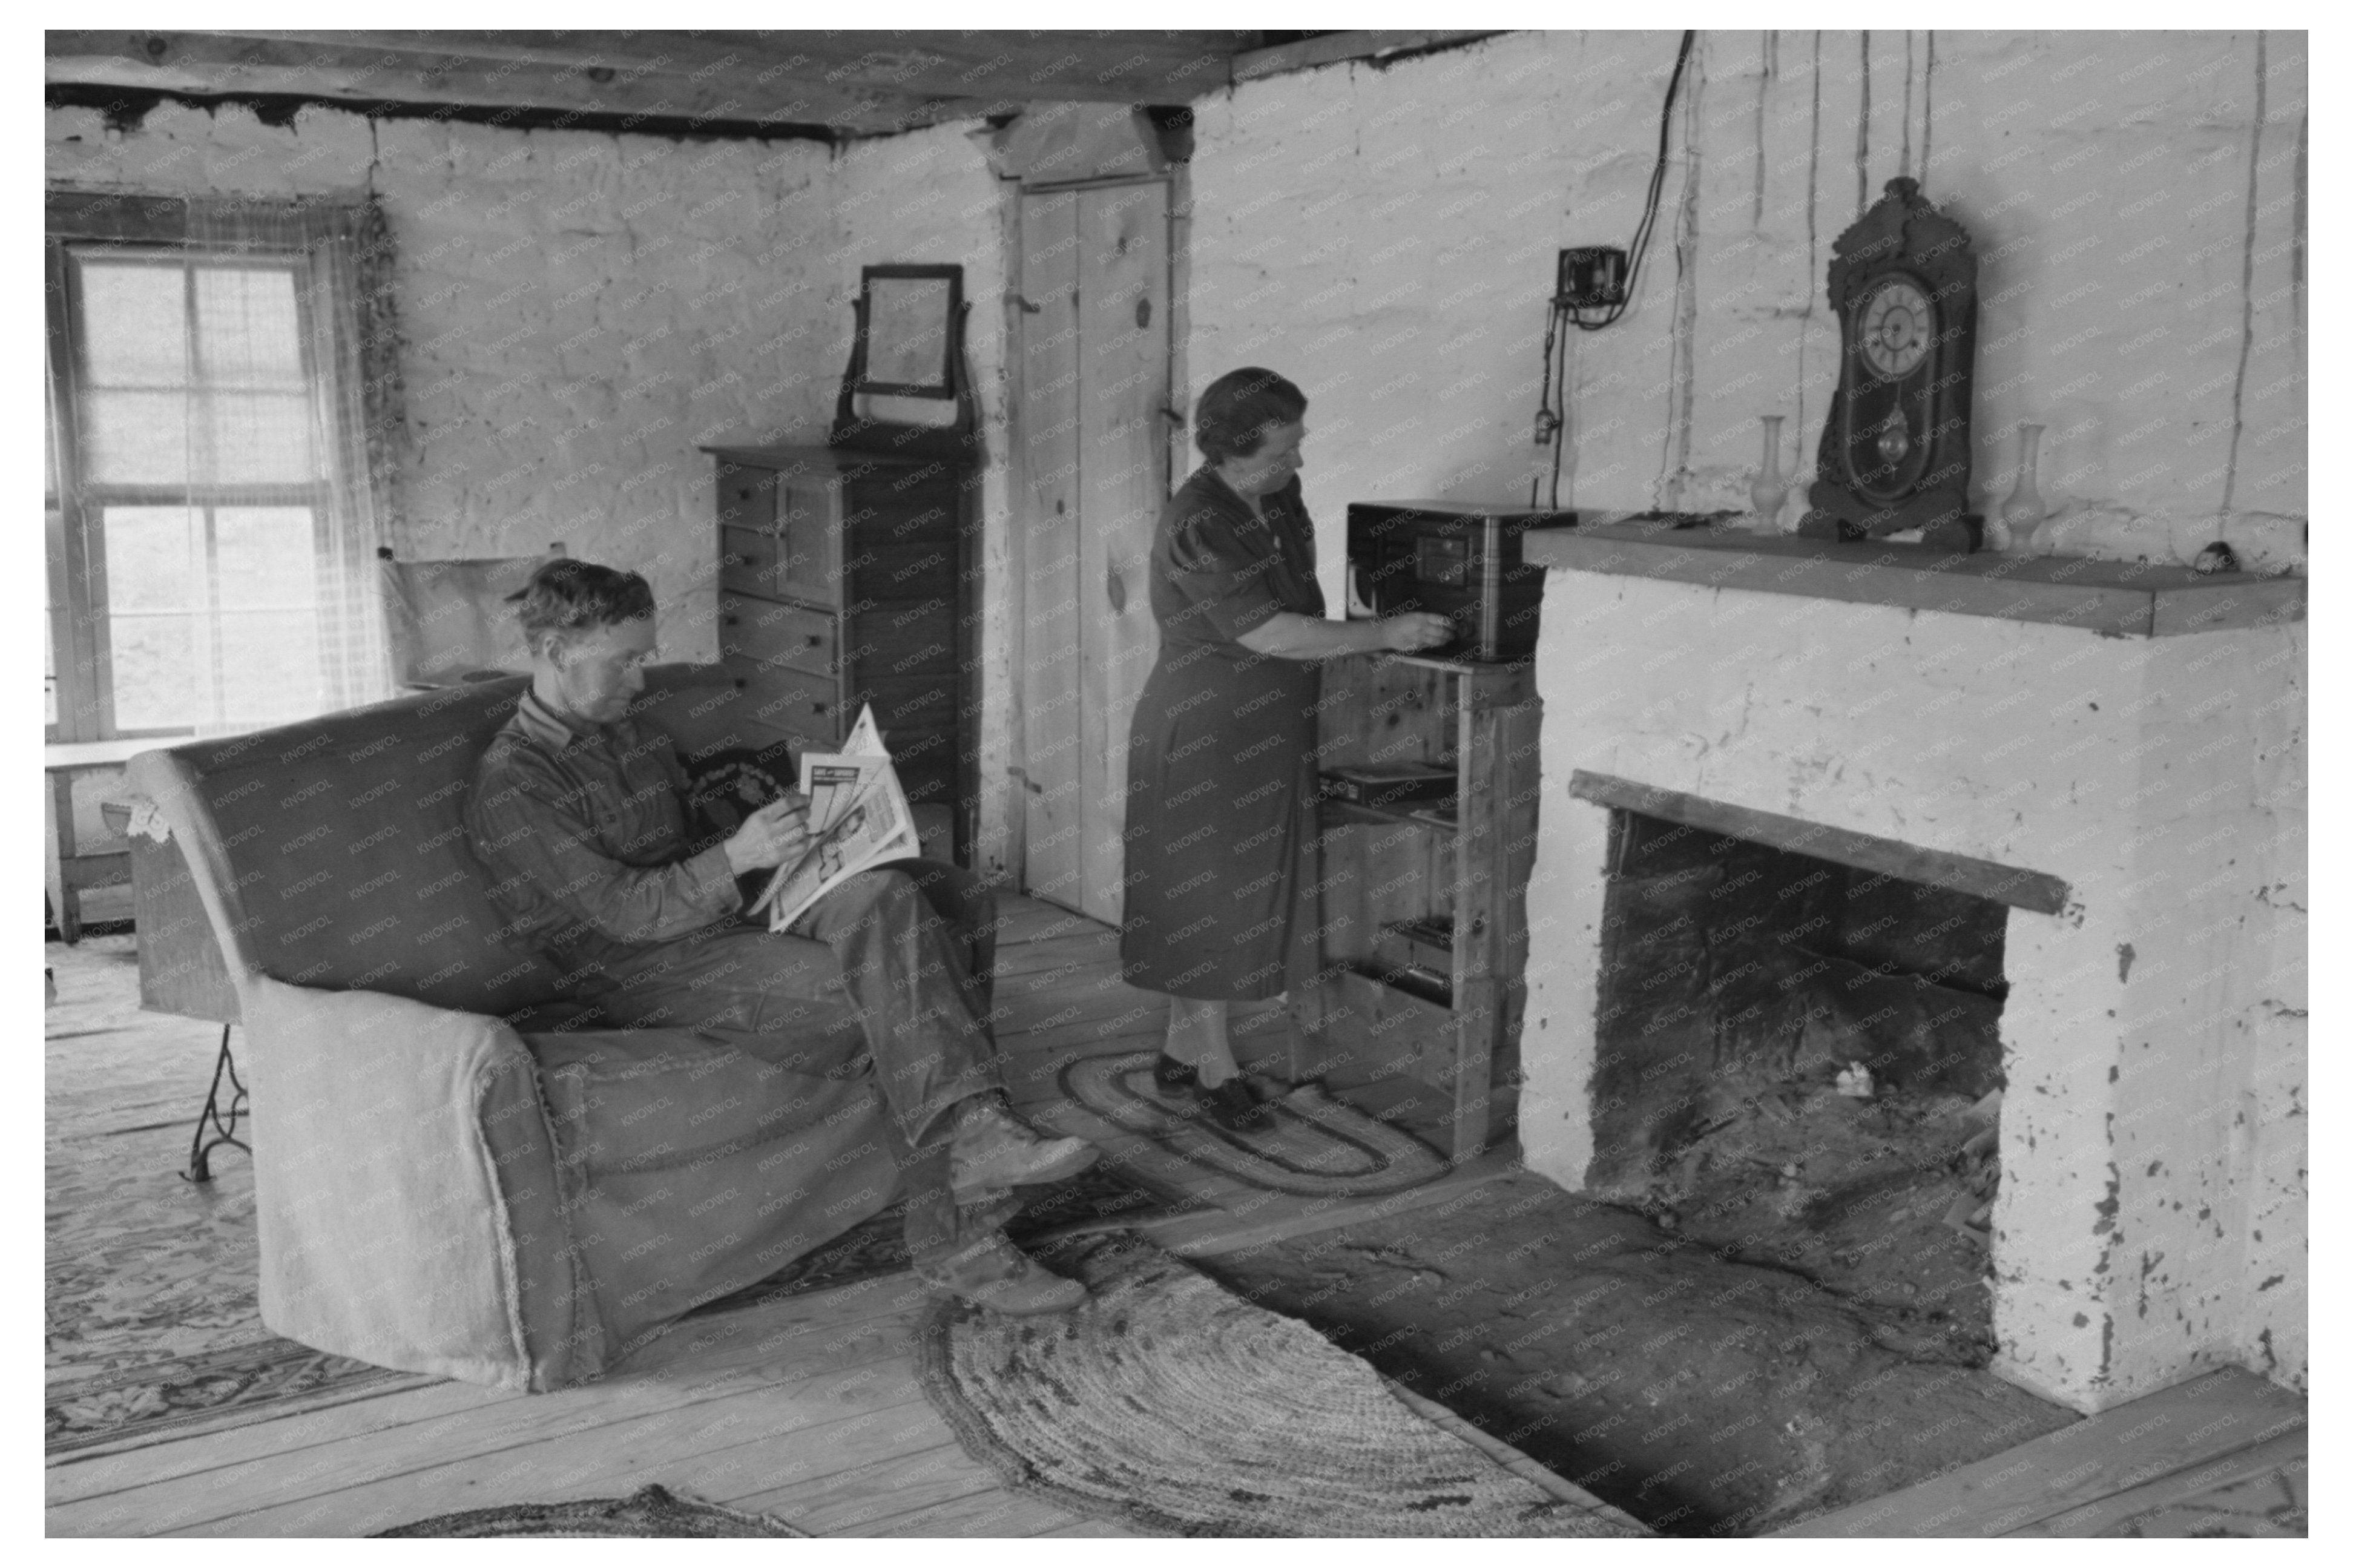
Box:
[201,29,1249,105]
[1229,30,1503,83]
[44,30,1007,136]
[46,29,1510,137]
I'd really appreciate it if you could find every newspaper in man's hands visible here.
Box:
[748,705,921,932]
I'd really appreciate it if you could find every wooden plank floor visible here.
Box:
[45,892,1511,1538]
[1774,1365,2308,1538]
[47,892,2306,1537]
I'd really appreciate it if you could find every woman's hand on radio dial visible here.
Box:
[1379,612,1455,653]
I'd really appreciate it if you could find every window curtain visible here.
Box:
[48,189,403,729]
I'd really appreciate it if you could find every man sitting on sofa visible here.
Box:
[464,558,1097,1316]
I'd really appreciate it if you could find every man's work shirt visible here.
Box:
[466,687,741,971]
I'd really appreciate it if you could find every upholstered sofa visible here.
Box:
[127,665,917,1391]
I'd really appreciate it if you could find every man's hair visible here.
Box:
[508,559,656,642]
[1193,367,1308,464]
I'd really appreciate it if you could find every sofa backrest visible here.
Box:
[128,664,757,1020]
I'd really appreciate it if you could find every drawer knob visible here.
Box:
[807,634,823,647]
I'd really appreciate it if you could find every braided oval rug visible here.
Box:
[374,1484,805,1537]
[1057,1052,1449,1199]
[915,1232,1649,1538]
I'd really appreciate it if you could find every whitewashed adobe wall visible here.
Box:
[47,101,1025,875]
[1184,30,2306,578]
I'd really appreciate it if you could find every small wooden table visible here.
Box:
[44,739,155,943]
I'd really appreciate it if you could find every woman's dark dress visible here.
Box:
[1120,466,1326,1001]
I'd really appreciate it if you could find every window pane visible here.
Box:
[46,509,59,729]
[194,268,306,389]
[214,508,318,609]
[101,506,201,613]
[219,610,323,725]
[76,260,189,387]
[201,392,316,484]
[109,613,202,732]
[45,377,59,728]
[82,389,193,485]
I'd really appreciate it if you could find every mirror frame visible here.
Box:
[852,263,963,399]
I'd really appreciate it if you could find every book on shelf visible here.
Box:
[1348,958,1453,1009]
[1319,761,1458,811]
[1380,917,1455,973]
[1382,915,1455,951]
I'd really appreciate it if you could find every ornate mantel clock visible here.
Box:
[1799,177,1979,548]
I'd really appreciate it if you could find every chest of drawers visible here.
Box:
[700,441,973,857]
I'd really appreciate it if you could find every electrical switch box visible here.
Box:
[1555,246,1628,309]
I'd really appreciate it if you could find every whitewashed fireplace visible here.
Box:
[1516,525,2306,1414]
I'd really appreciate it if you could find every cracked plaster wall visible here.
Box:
[1185,30,2306,578]
[47,99,1023,875]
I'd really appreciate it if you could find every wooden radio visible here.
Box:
[1344,501,1579,662]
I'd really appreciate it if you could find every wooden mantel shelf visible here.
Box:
[1524,521,2306,639]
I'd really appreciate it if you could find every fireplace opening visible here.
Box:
[1590,808,2010,1365]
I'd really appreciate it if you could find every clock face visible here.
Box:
[1857,276,1933,380]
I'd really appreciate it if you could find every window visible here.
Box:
[45,193,395,740]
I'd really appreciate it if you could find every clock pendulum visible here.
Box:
[1798,177,1982,550]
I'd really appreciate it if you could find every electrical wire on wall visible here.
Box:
[1529,30,1697,510]
[1571,30,1695,336]
[1530,309,1571,512]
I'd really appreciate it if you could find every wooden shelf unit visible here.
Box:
[1303,654,1541,1162]
[700,441,977,861]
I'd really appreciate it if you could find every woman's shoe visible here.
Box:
[1202,1076,1272,1133]
[1152,1053,1200,1095]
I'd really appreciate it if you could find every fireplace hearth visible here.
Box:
[1517,523,2306,1412]
[1591,806,2012,1362]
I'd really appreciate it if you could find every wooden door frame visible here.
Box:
[1001,170,1179,900]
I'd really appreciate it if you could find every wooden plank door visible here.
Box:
[1074,182,1170,923]
[1016,180,1170,924]
[1016,187,1085,912]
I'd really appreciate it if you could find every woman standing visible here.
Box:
[1120,368,1452,1130]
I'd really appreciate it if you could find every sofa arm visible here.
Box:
[240,975,594,1391]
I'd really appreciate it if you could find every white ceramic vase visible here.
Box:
[2003,424,2051,554]
[1748,415,1788,531]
